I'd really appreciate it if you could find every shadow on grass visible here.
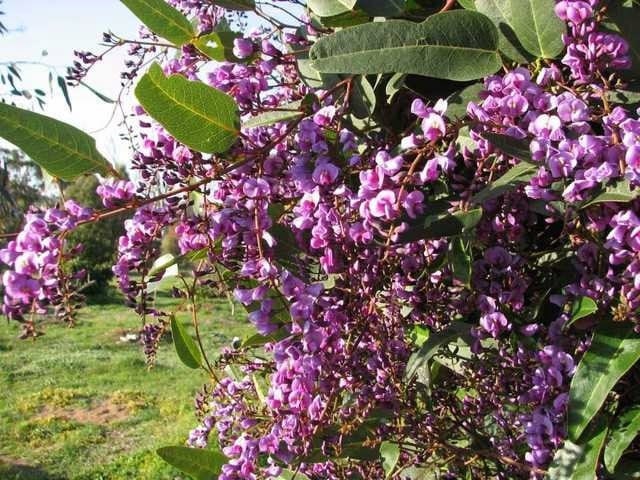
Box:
[0,462,63,480]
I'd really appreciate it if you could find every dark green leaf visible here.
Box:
[157,446,226,480]
[135,63,239,153]
[319,9,369,28]
[356,0,406,17]
[209,0,255,10]
[398,207,483,243]
[606,2,640,77]
[568,322,640,441]
[446,82,483,119]
[170,315,203,369]
[547,417,608,480]
[450,237,472,287]
[243,101,304,129]
[194,31,241,62]
[0,103,114,180]
[606,88,640,107]
[471,163,538,205]
[310,11,501,81]
[308,0,352,16]
[121,0,195,46]
[78,80,115,104]
[605,406,640,473]
[381,441,401,479]
[482,132,533,161]
[474,0,533,63]
[507,0,565,59]
[57,76,72,111]
[350,76,376,119]
[581,179,637,208]
[385,73,406,101]
[405,322,471,382]
[566,297,598,328]
[277,470,311,480]
[242,327,289,348]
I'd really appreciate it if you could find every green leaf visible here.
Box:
[507,0,565,59]
[471,162,538,204]
[380,441,401,479]
[605,406,640,473]
[606,88,640,107]
[57,76,72,111]
[398,207,483,243]
[457,0,476,9]
[606,2,640,77]
[277,470,311,480]
[405,322,471,382]
[0,102,113,181]
[474,0,533,63]
[566,296,598,328]
[243,101,304,129]
[446,83,483,119]
[209,0,255,10]
[350,76,377,119]
[547,417,608,480]
[78,80,115,104]
[385,73,406,101]
[135,63,239,153]
[157,446,226,480]
[121,0,195,46]
[170,315,203,369]
[356,0,406,17]
[308,0,351,16]
[310,11,501,82]
[568,322,640,441]
[581,179,637,208]
[194,31,241,62]
[482,132,533,161]
[449,237,472,287]
[242,326,290,348]
[319,10,370,28]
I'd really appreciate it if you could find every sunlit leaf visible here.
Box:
[568,322,640,440]
[0,102,114,181]
[135,63,239,153]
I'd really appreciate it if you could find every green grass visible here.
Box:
[0,292,251,480]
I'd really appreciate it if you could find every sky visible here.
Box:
[1,0,142,166]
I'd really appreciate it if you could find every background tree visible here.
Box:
[64,171,126,293]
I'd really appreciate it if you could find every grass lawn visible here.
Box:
[0,292,251,480]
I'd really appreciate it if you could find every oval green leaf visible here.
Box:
[605,406,640,473]
[310,11,501,81]
[157,446,226,480]
[568,322,640,441]
[566,296,598,328]
[170,315,203,369]
[135,63,240,154]
[507,0,565,59]
[0,102,114,181]
[581,179,637,208]
[474,0,533,63]
[380,441,401,479]
[398,207,483,244]
[121,0,195,46]
[194,31,241,62]
[547,416,608,480]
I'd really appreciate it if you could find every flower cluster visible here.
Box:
[1,201,92,335]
